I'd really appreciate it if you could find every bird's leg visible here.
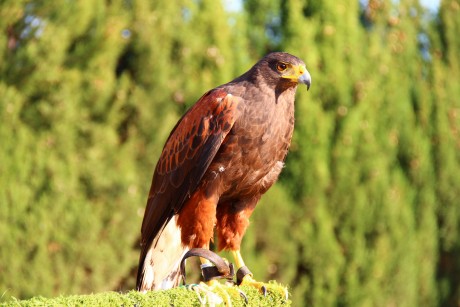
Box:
[200,257,230,301]
[181,248,248,306]
[232,250,288,299]
[232,250,245,269]
[216,199,287,298]
[193,257,248,306]
[231,250,264,291]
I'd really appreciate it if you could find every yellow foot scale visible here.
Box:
[180,248,288,305]
[187,280,247,307]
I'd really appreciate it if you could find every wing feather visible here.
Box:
[137,89,240,284]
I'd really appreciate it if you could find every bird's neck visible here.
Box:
[275,83,297,104]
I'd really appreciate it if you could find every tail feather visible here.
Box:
[137,216,188,291]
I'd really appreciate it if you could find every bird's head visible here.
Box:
[257,52,311,90]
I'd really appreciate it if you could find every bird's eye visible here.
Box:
[276,62,288,72]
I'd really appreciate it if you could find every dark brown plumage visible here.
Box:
[137,52,311,291]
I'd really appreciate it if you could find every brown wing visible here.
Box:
[137,88,241,275]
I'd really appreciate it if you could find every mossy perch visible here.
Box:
[1,283,290,306]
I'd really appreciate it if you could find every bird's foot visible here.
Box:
[187,280,247,307]
[238,268,288,301]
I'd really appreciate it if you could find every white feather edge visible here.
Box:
[140,216,189,291]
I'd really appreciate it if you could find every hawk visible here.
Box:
[137,52,311,291]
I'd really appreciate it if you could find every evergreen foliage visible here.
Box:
[1,0,459,306]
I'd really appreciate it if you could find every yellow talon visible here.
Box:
[239,274,268,295]
[232,249,288,300]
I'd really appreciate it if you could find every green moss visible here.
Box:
[1,283,290,306]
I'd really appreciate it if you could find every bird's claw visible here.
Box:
[239,274,288,301]
[239,274,266,294]
[190,284,209,305]
[185,279,251,306]
[185,281,226,306]
[261,285,267,296]
[238,288,248,304]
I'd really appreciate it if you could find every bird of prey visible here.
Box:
[137,52,311,291]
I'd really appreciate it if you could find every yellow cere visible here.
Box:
[282,64,307,81]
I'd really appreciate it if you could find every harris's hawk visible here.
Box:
[137,52,311,291]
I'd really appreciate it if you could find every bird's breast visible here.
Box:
[207,92,295,199]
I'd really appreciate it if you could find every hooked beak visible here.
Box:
[282,64,312,90]
[298,66,311,90]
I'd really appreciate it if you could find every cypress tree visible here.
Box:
[0,0,143,300]
[272,0,451,305]
[0,0,248,301]
[430,1,460,305]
